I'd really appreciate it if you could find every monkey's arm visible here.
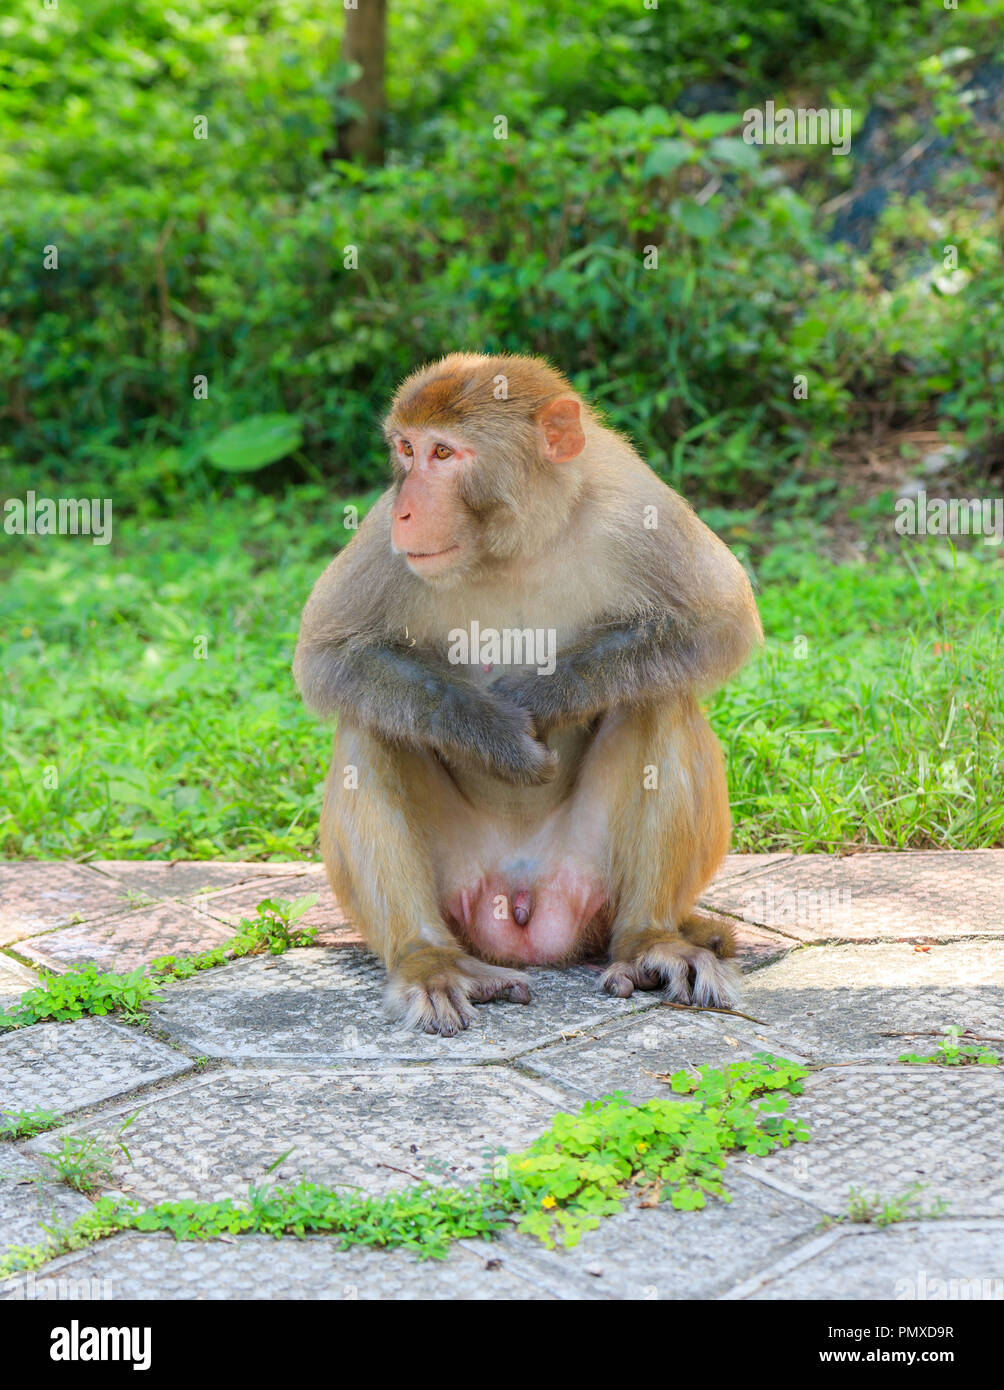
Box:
[294,637,557,785]
[491,607,755,729]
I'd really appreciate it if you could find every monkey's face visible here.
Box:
[385,389,586,582]
[388,427,479,580]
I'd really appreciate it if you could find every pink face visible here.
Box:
[389,428,475,578]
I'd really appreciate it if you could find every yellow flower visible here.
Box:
[541,1195,557,1209]
[637,1141,649,1152]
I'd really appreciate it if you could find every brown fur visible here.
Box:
[295,353,761,1034]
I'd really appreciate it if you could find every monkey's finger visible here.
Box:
[599,965,636,998]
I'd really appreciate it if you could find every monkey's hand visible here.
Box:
[385,946,531,1036]
[432,683,558,785]
[490,615,684,730]
[295,639,557,785]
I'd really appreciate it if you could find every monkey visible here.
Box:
[293,353,762,1036]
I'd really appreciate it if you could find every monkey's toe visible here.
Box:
[461,959,532,1005]
[599,962,659,998]
[386,954,531,1035]
[600,966,636,998]
[637,939,740,1009]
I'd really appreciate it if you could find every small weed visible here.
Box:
[149,894,319,981]
[823,1182,949,1229]
[36,1115,138,1194]
[0,1108,64,1141]
[899,1025,1002,1067]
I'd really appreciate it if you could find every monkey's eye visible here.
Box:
[399,440,414,458]
[433,443,453,460]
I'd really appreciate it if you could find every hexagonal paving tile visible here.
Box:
[522,1006,808,1102]
[25,1067,573,1203]
[742,1066,1004,1217]
[0,1146,91,1252]
[0,862,132,944]
[0,1018,191,1120]
[148,947,661,1062]
[0,1231,553,1301]
[17,901,235,974]
[480,1173,823,1299]
[733,1219,1004,1301]
[741,941,1004,1061]
[711,850,1004,941]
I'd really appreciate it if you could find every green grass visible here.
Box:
[1,488,1001,858]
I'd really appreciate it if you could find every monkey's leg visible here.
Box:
[588,699,740,1008]
[321,722,531,1036]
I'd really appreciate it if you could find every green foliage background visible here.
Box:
[1,0,1002,857]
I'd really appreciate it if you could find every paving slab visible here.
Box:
[92,860,318,899]
[0,953,39,1008]
[0,1230,551,1301]
[0,1146,91,1252]
[723,919,794,970]
[521,1006,808,1102]
[25,1067,573,1204]
[148,947,660,1062]
[1,851,1001,1301]
[711,850,1004,941]
[16,901,235,975]
[0,1018,191,1121]
[477,1173,823,1300]
[732,1219,1004,1301]
[742,1066,1004,1218]
[191,873,362,948]
[187,868,328,923]
[0,863,132,945]
[741,940,1004,1061]
[705,853,795,891]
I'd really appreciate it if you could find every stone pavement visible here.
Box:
[1,852,1002,1301]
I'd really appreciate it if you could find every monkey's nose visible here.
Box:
[511,891,532,927]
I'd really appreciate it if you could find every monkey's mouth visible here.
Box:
[405,546,460,563]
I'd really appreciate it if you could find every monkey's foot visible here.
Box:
[385,947,531,1037]
[600,932,740,1009]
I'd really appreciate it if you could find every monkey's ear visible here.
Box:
[538,397,585,463]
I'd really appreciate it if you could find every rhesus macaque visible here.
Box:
[294,354,762,1035]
